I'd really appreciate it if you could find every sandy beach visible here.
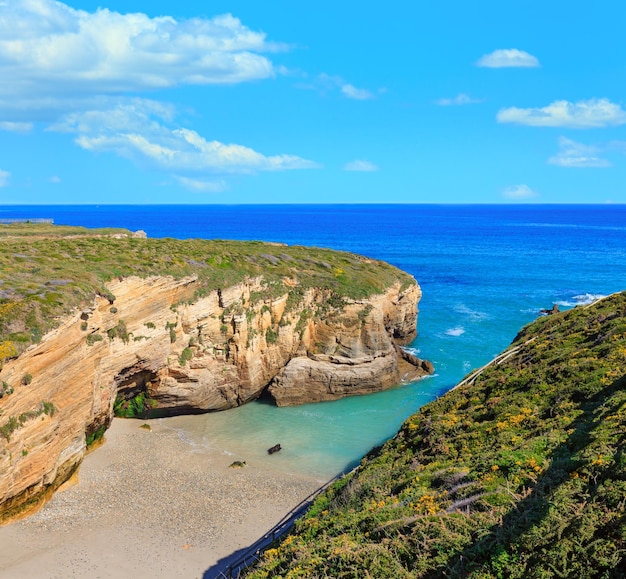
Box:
[0,418,323,579]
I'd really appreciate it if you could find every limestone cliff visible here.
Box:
[0,271,429,520]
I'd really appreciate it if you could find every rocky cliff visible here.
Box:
[0,225,430,520]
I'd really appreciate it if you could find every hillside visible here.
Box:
[246,293,626,578]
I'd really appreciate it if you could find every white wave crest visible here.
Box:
[402,346,421,356]
[445,327,465,337]
[454,304,489,321]
[557,293,606,307]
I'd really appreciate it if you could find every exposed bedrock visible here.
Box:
[0,274,430,519]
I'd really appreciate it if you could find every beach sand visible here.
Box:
[0,418,323,579]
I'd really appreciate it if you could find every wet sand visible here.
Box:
[0,418,323,579]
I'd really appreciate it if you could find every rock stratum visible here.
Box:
[0,223,431,520]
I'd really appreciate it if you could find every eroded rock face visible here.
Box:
[0,275,429,519]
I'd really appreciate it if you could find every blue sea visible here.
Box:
[2,204,625,480]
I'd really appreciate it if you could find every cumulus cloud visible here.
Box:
[53,100,318,178]
[300,74,375,100]
[0,169,9,187]
[503,184,538,200]
[497,98,626,129]
[476,49,539,68]
[0,0,277,117]
[0,121,34,133]
[344,160,379,172]
[0,1,320,190]
[548,137,610,168]
[435,93,482,106]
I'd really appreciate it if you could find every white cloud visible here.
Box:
[53,101,318,177]
[476,49,539,68]
[301,74,375,100]
[0,169,9,187]
[548,137,610,168]
[497,98,626,129]
[0,121,33,133]
[503,184,538,200]
[341,84,374,100]
[0,1,318,190]
[435,93,482,106]
[174,176,228,192]
[344,160,379,172]
[0,0,277,118]
[49,175,61,183]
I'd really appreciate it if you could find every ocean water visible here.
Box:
[2,204,625,480]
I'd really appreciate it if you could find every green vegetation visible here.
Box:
[0,401,56,442]
[0,223,413,360]
[0,381,13,398]
[178,347,193,366]
[265,327,279,344]
[21,373,32,386]
[109,320,129,343]
[85,425,106,447]
[86,333,104,346]
[247,294,626,578]
[113,392,158,419]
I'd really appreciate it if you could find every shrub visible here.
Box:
[116,320,129,343]
[86,333,104,346]
[0,416,18,441]
[0,381,13,398]
[21,373,32,386]
[114,392,158,419]
[265,328,278,344]
[179,347,193,366]
[106,320,129,343]
[85,425,106,446]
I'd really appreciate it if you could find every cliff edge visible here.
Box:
[0,224,431,520]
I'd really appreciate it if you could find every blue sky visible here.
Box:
[1,0,625,204]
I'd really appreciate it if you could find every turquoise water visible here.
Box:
[163,379,437,481]
[3,204,625,479]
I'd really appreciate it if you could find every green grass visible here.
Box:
[0,223,414,361]
[246,293,626,578]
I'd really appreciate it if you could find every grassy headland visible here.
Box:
[0,222,414,362]
[247,294,626,578]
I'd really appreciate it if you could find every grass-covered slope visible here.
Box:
[247,294,626,578]
[0,222,414,360]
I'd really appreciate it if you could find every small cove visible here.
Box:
[3,203,625,481]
